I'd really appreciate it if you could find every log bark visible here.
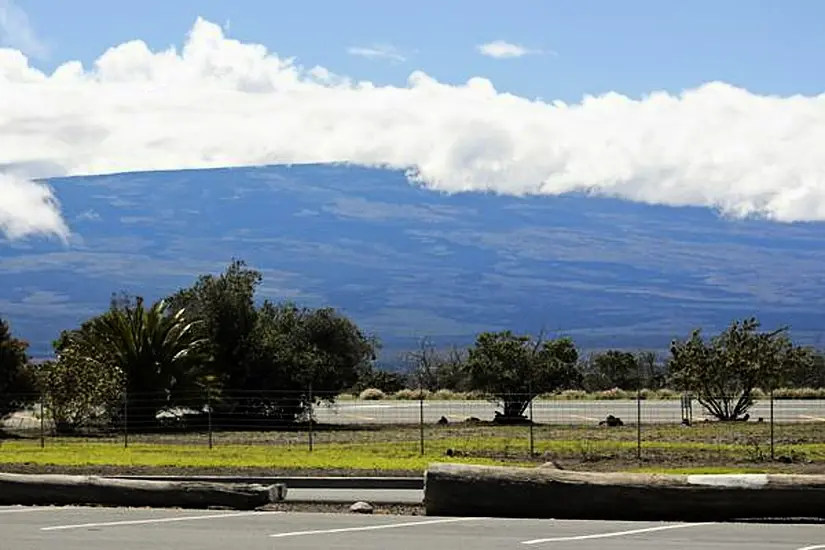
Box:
[0,473,286,510]
[424,463,825,521]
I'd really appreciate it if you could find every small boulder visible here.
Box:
[350,501,374,514]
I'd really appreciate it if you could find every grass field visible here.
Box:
[2,422,824,475]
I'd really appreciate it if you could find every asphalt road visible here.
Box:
[314,399,825,425]
[5,399,825,432]
[2,506,823,550]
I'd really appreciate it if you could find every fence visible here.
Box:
[2,390,824,466]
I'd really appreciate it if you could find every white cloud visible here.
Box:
[477,40,543,59]
[347,43,406,62]
[0,173,68,241]
[0,0,47,59]
[1,17,825,243]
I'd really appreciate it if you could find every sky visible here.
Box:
[1,0,825,242]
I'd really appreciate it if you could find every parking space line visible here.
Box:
[41,510,279,531]
[269,517,477,538]
[521,522,712,544]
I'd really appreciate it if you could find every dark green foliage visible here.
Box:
[165,259,379,425]
[54,295,209,429]
[669,317,814,421]
[0,316,34,419]
[464,330,580,419]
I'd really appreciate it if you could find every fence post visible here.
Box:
[528,393,535,457]
[40,394,45,448]
[419,388,425,456]
[636,368,642,461]
[308,385,314,453]
[770,390,775,461]
[207,390,213,450]
[123,388,129,449]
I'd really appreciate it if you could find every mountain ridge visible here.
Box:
[2,163,824,362]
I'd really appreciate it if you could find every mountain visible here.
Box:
[2,163,824,361]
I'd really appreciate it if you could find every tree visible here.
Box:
[0,316,34,420]
[464,331,580,421]
[669,317,813,421]
[239,301,379,423]
[166,259,261,393]
[63,295,208,428]
[37,350,123,435]
[404,337,469,392]
[582,350,639,391]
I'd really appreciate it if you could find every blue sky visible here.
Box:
[11,0,825,100]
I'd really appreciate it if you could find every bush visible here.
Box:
[392,388,430,400]
[358,388,386,401]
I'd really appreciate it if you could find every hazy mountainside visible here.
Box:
[1,163,824,362]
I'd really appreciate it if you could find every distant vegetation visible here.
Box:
[1,259,824,435]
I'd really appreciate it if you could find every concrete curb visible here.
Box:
[0,473,287,510]
[104,475,424,490]
[424,463,825,521]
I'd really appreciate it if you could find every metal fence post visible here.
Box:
[770,390,775,461]
[528,394,535,457]
[419,388,425,456]
[207,390,213,450]
[123,388,129,449]
[308,385,314,453]
[40,395,45,448]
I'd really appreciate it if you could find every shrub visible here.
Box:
[358,388,386,401]
[392,388,430,400]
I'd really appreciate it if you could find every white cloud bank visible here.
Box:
[2,17,825,241]
[477,40,542,59]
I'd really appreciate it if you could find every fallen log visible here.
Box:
[424,463,825,521]
[0,473,286,510]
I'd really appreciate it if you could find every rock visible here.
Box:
[350,501,374,514]
[437,416,449,425]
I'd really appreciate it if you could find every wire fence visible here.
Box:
[2,390,824,465]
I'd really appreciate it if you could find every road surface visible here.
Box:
[2,506,823,550]
[5,399,825,431]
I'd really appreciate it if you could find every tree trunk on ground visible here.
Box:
[0,473,285,510]
[424,463,825,521]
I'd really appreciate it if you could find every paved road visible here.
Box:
[2,506,823,550]
[314,399,825,425]
[5,399,825,431]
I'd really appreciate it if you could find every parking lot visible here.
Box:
[2,505,823,549]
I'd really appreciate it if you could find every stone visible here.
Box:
[349,501,374,514]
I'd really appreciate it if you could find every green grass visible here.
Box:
[0,439,531,471]
[2,422,824,473]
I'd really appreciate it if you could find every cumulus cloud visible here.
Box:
[0,0,47,58]
[347,43,406,62]
[0,173,68,241]
[1,16,825,243]
[477,40,543,59]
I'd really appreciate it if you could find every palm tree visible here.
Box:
[67,296,209,430]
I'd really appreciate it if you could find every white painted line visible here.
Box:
[797,546,825,550]
[269,517,477,538]
[686,474,768,489]
[41,510,278,531]
[522,522,712,544]
[0,507,67,515]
